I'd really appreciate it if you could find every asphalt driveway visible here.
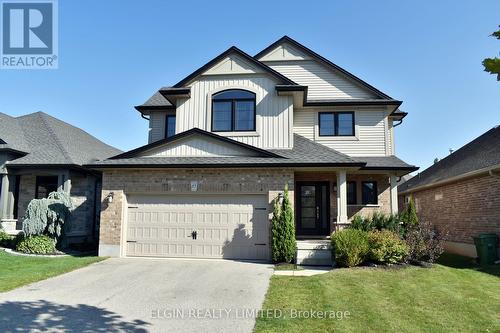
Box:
[0,258,273,332]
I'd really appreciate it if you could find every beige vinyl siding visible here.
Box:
[176,74,294,149]
[265,60,376,100]
[138,136,259,157]
[293,108,388,156]
[148,111,166,143]
[388,119,394,155]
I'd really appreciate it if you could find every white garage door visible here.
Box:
[125,194,270,260]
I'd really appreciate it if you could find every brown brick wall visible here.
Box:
[99,168,295,246]
[399,174,500,245]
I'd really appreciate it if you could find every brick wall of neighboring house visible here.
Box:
[99,168,295,254]
[67,172,98,240]
[17,174,36,223]
[399,173,500,256]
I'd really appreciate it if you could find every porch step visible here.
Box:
[296,240,332,266]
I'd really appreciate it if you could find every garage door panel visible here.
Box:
[125,194,269,260]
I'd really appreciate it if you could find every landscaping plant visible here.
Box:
[331,228,369,267]
[368,230,409,264]
[350,212,404,235]
[16,235,56,254]
[0,229,14,248]
[400,196,419,229]
[405,220,447,263]
[271,184,297,263]
[22,191,73,246]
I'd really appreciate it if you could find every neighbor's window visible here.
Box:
[318,112,354,136]
[35,176,58,199]
[362,181,378,205]
[212,89,256,132]
[165,115,176,138]
[347,181,357,205]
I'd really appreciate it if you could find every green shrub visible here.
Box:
[0,229,14,248]
[400,196,419,229]
[271,184,297,263]
[350,213,404,235]
[331,229,369,267]
[16,235,56,254]
[368,230,409,264]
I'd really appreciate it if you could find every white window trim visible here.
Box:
[206,85,262,137]
[314,110,359,141]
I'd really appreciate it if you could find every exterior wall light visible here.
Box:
[106,192,114,203]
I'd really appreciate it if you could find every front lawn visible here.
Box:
[255,254,500,332]
[0,250,105,292]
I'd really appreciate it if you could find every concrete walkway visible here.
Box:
[0,258,273,333]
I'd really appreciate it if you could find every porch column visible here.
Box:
[58,171,71,194]
[336,170,348,224]
[390,175,398,214]
[0,174,10,220]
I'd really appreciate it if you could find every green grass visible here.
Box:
[0,250,105,292]
[255,254,500,333]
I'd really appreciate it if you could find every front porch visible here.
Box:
[0,168,100,242]
[293,170,400,265]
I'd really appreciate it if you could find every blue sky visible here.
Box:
[1,0,499,171]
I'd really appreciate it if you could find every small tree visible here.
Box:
[401,196,419,228]
[23,191,73,246]
[483,26,500,81]
[271,184,297,263]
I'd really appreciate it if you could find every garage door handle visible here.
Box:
[254,243,266,246]
[126,240,137,243]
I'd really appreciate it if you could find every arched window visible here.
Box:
[212,89,256,132]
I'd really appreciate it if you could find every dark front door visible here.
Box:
[296,182,330,236]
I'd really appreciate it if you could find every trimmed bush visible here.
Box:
[0,229,14,248]
[271,184,297,263]
[350,212,404,235]
[331,229,369,267]
[368,230,409,264]
[16,235,56,254]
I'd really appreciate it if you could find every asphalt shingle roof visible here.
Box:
[88,130,416,171]
[399,125,500,192]
[1,111,121,167]
[137,91,173,108]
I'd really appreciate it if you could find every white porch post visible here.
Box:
[58,171,71,194]
[336,170,348,224]
[390,175,398,215]
[0,174,10,220]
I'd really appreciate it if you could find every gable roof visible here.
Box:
[109,127,282,160]
[399,125,500,193]
[2,112,121,168]
[255,36,394,100]
[173,46,298,88]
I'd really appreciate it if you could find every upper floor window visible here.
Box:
[165,114,176,138]
[362,181,378,205]
[212,89,256,132]
[318,112,355,136]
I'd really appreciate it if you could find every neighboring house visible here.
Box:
[399,126,500,258]
[89,36,417,261]
[0,111,121,243]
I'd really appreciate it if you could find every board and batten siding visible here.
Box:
[175,74,294,149]
[264,60,377,100]
[139,136,259,157]
[148,111,166,143]
[294,108,389,156]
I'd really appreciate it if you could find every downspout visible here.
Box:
[393,118,403,127]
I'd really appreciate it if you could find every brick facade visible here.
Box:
[99,168,295,250]
[16,172,99,241]
[399,173,500,253]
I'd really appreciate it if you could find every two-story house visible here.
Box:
[90,36,417,262]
